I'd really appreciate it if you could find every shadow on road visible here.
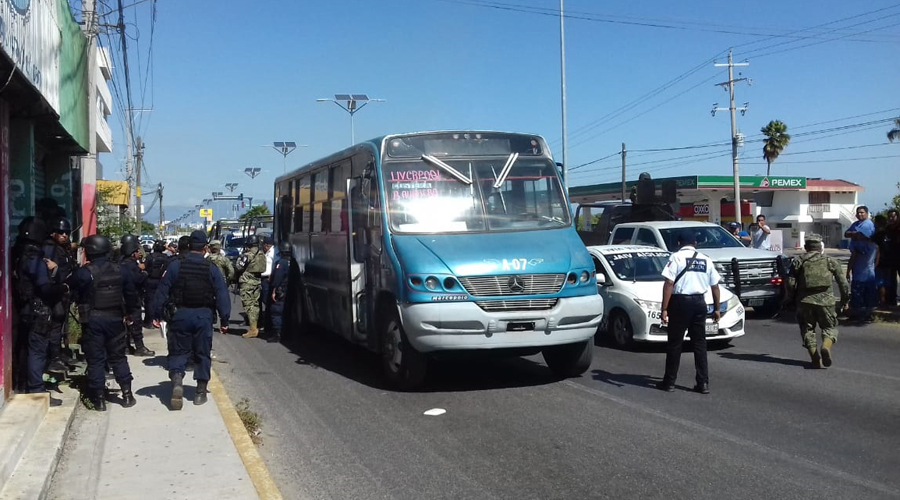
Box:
[281,329,559,393]
[717,351,807,368]
[591,369,660,389]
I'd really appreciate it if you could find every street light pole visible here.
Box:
[244,167,261,211]
[559,0,569,194]
[271,142,306,173]
[316,94,385,145]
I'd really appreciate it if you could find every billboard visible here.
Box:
[0,0,62,112]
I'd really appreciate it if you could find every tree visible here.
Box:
[96,184,136,241]
[888,118,900,143]
[239,204,271,220]
[761,120,791,176]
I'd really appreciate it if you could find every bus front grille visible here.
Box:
[475,299,559,312]
[459,274,566,296]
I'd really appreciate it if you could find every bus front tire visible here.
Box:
[542,340,593,378]
[380,310,428,391]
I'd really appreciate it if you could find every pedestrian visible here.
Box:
[70,235,140,410]
[238,235,267,339]
[267,240,292,343]
[846,207,879,323]
[727,221,751,246]
[657,230,721,394]
[144,241,169,327]
[883,209,900,308]
[13,218,69,393]
[259,236,275,333]
[873,215,891,307]
[119,234,154,356]
[751,214,772,250]
[207,239,235,285]
[151,230,230,409]
[42,217,76,372]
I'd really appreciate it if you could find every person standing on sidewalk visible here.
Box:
[42,217,76,373]
[846,209,879,323]
[238,235,267,339]
[71,235,140,410]
[267,241,292,344]
[657,230,721,395]
[152,231,231,410]
[751,214,772,250]
[784,234,850,368]
[144,241,169,327]
[119,234,154,356]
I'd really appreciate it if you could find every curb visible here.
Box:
[209,368,283,500]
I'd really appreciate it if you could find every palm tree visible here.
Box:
[888,118,900,142]
[761,120,791,176]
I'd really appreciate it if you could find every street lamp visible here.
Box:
[316,94,385,145]
[244,167,261,208]
[270,142,307,173]
[225,182,238,193]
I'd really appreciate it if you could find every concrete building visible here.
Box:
[570,175,864,251]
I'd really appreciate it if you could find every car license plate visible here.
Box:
[705,323,719,334]
[748,299,764,307]
[507,322,535,332]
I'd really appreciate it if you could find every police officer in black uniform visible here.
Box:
[14,218,70,393]
[120,234,154,356]
[176,235,190,260]
[267,241,291,344]
[151,231,231,410]
[143,240,169,327]
[71,235,140,410]
[43,217,76,372]
[657,230,722,394]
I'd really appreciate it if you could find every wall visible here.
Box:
[9,119,35,229]
[0,100,10,403]
[56,0,90,151]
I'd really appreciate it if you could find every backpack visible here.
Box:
[148,253,167,280]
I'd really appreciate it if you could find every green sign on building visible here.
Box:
[696,176,807,189]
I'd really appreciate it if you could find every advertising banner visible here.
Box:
[0,0,62,112]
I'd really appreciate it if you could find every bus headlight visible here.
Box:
[425,276,440,290]
[580,271,590,283]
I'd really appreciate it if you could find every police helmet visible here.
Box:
[152,240,166,253]
[51,217,73,235]
[120,234,140,256]
[82,234,112,257]
[278,240,291,256]
[19,217,48,244]
[727,222,741,230]
[244,234,258,247]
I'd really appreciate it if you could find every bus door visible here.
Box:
[347,178,371,342]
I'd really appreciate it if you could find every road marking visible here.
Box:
[562,380,900,497]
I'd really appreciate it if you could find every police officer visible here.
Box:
[785,234,850,368]
[658,230,721,394]
[267,241,291,344]
[238,235,267,339]
[176,235,190,260]
[43,217,76,372]
[71,235,140,410]
[120,234,154,356]
[144,241,169,327]
[151,231,231,410]
[14,218,69,393]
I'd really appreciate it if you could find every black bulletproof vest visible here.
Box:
[87,261,124,312]
[172,257,215,308]
[43,241,74,284]
[147,253,167,280]
[14,245,41,304]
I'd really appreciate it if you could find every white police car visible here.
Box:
[586,245,746,348]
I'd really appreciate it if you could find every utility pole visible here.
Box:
[559,0,569,194]
[713,49,750,225]
[621,143,627,201]
[157,183,163,238]
[135,137,144,233]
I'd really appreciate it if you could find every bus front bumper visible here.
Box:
[399,295,603,353]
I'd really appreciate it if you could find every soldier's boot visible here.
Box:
[120,382,137,408]
[808,347,823,369]
[86,390,107,411]
[193,380,208,406]
[266,329,281,343]
[170,372,184,411]
[821,338,834,367]
[242,320,259,339]
[132,339,156,357]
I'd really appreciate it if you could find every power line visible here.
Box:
[743,154,900,165]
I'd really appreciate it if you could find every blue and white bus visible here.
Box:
[274,131,603,388]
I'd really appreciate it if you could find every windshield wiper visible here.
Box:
[422,155,472,185]
[493,153,519,189]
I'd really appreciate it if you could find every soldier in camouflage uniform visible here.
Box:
[207,240,234,284]
[238,235,267,338]
[785,234,850,368]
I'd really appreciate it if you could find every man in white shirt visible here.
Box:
[658,230,721,394]
[259,236,275,333]
[751,214,772,250]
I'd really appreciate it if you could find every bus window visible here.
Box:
[279,195,292,240]
[293,206,304,233]
[298,176,311,205]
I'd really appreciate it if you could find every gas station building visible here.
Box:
[569,175,864,250]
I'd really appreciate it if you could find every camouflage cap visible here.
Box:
[805,233,824,243]
[209,239,222,249]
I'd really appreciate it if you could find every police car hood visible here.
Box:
[391,229,591,276]
[700,247,781,263]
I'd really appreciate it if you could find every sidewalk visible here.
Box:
[42,328,279,500]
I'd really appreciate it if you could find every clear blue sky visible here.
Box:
[99,0,900,223]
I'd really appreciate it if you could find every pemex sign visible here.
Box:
[697,176,807,190]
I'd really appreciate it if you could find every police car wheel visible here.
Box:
[608,310,634,348]
[542,340,593,378]
[379,310,427,391]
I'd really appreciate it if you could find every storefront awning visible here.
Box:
[774,214,814,223]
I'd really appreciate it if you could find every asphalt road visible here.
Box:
[212,299,900,500]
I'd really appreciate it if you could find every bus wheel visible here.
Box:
[542,340,593,378]
[380,310,427,390]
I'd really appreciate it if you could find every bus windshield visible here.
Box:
[383,158,570,233]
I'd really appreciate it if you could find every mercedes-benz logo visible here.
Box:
[507,275,526,293]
